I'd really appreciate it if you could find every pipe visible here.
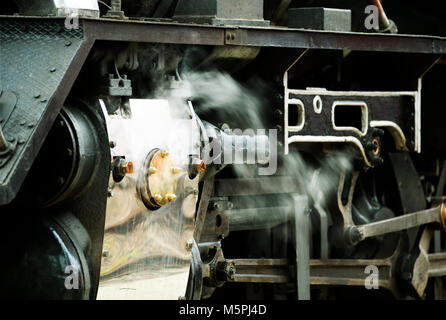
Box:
[370,0,390,29]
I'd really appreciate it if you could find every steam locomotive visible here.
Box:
[1,0,445,300]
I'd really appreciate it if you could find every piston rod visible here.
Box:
[354,203,446,242]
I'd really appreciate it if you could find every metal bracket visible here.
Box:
[293,194,310,300]
[283,54,422,167]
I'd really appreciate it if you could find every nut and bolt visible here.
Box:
[160,150,169,158]
[213,202,222,210]
[194,159,206,173]
[227,266,236,281]
[185,239,194,252]
[149,166,157,175]
[153,194,163,203]
[165,193,177,203]
[121,160,134,174]
[349,227,363,244]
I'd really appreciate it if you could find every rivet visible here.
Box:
[122,161,133,174]
[153,194,163,203]
[165,193,177,203]
[149,167,157,175]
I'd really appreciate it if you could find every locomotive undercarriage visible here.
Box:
[1,1,446,300]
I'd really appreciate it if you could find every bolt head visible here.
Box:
[153,194,163,203]
[185,239,194,251]
[213,202,222,210]
[160,150,169,158]
[194,160,206,173]
[165,193,177,203]
[122,161,134,174]
[149,166,157,175]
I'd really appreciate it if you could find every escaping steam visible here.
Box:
[154,65,354,208]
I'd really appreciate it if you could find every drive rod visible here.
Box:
[355,203,446,241]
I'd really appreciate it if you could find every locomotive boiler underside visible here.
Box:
[1,0,446,300]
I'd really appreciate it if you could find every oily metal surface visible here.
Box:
[97,99,199,300]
